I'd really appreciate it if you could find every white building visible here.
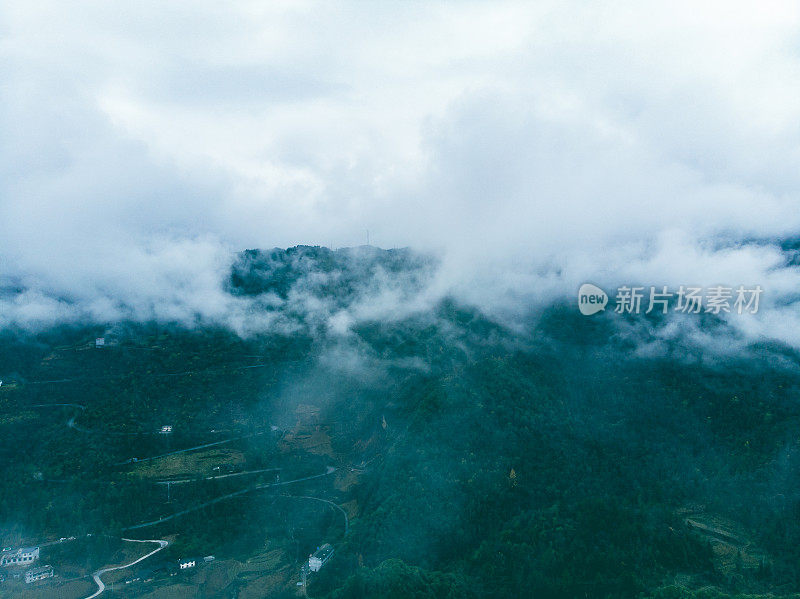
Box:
[160,425,173,434]
[95,337,105,348]
[25,565,53,583]
[308,544,334,572]
[178,558,196,569]
[1,546,39,567]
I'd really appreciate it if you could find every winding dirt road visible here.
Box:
[84,538,168,599]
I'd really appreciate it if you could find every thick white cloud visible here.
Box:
[1,1,800,345]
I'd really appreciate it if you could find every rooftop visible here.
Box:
[2,546,38,554]
[311,544,334,560]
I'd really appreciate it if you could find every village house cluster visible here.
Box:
[0,546,54,585]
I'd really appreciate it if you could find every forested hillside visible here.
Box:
[1,247,800,598]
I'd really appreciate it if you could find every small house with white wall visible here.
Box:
[178,558,196,570]
[308,544,334,572]
[25,565,53,583]
[1,546,39,567]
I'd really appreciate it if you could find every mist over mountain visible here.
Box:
[3,2,800,598]
[2,247,800,598]
[3,2,800,346]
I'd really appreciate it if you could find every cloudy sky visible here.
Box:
[2,1,800,343]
